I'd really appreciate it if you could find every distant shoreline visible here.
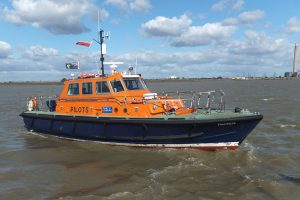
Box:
[0,77,298,85]
[0,81,62,85]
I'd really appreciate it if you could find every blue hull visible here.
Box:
[20,112,262,150]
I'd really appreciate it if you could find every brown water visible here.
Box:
[1,79,300,200]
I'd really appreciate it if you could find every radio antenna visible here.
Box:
[97,10,100,32]
[135,55,137,74]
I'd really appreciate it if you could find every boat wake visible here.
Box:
[279,124,296,128]
[25,130,48,138]
[243,142,259,162]
[263,97,274,101]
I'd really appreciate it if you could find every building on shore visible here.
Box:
[285,43,300,78]
[284,72,300,78]
[168,75,178,79]
[231,76,248,80]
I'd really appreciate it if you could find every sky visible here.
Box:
[1,0,300,81]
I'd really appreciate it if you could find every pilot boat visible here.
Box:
[20,30,263,150]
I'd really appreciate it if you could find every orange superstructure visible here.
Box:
[56,72,193,117]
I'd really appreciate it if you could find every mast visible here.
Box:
[99,29,105,76]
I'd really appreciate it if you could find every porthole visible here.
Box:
[114,108,118,113]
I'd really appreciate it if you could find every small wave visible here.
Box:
[243,142,260,162]
[279,124,296,128]
[104,192,134,199]
[25,131,48,138]
[263,97,274,101]
[149,163,183,179]
[279,174,300,185]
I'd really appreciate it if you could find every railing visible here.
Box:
[25,90,225,113]
[108,90,225,112]
[26,96,57,112]
[159,90,226,112]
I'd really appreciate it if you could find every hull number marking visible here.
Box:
[102,106,113,113]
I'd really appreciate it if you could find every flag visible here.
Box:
[76,41,92,47]
[66,61,80,69]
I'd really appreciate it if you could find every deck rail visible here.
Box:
[159,90,225,112]
[25,90,225,113]
[26,96,57,112]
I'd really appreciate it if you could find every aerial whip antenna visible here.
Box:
[97,10,100,32]
[94,11,110,76]
[135,55,137,74]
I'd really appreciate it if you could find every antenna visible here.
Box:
[135,55,137,74]
[97,9,100,32]
[105,32,110,39]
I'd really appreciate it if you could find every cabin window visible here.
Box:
[67,83,79,95]
[82,82,93,94]
[110,79,124,93]
[123,77,145,90]
[96,81,110,94]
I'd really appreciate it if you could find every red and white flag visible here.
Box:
[76,41,92,47]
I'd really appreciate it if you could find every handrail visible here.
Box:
[159,90,225,112]
[26,89,226,113]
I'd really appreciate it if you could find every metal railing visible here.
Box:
[25,90,225,114]
[159,90,225,112]
[26,96,57,112]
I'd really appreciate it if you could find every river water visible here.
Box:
[0,79,300,200]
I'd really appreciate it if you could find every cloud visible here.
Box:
[110,51,221,78]
[105,0,129,11]
[114,30,292,78]
[24,45,59,60]
[171,23,236,47]
[0,41,12,59]
[0,45,62,73]
[285,17,300,33]
[239,10,265,23]
[212,0,244,12]
[0,43,99,74]
[232,0,244,11]
[1,0,109,35]
[0,33,294,81]
[129,0,151,12]
[228,31,288,56]
[105,0,151,13]
[141,15,235,47]
[141,14,192,37]
[212,0,228,12]
[222,10,265,25]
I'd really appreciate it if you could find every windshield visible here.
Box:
[110,79,124,93]
[123,77,147,90]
